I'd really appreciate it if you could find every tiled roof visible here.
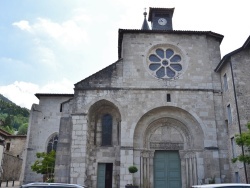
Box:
[35,93,74,99]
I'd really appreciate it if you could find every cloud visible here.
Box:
[0,81,39,109]
[0,79,74,109]
[10,11,92,83]
[40,79,74,93]
[12,20,32,31]
[12,14,89,50]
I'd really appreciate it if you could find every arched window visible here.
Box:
[47,134,58,153]
[102,114,112,146]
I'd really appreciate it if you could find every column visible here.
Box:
[70,113,88,185]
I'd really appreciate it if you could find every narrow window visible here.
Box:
[223,73,228,91]
[167,94,171,102]
[231,137,236,158]
[227,104,232,124]
[102,114,112,146]
[47,134,58,153]
[6,143,10,151]
[60,104,63,112]
[235,172,240,183]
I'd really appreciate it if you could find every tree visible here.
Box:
[232,122,250,164]
[0,126,15,134]
[17,123,28,135]
[31,150,56,182]
[3,114,13,127]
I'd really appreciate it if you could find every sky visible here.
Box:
[0,0,250,109]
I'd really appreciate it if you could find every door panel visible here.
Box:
[97,163,113,188]
[97,163,106,188]
[154,151,181,188]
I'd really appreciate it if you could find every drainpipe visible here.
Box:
[230,60,248,183]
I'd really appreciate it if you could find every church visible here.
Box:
[21,7,250,188]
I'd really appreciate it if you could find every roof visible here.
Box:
[74,58,122,89]
[148,7,175,21]
[21,183,87,188]
[192,183,250,187]
[118,29,224,59]
[0,129,12,137]
[35,93,74,99]
[0,129,26,139]
[215,35,250,72]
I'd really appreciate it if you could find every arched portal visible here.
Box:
[87,99,122,188]
[133,106,204,188]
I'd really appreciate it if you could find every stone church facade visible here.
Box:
[21,7,250,188]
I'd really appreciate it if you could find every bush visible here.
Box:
[128,166,138,173]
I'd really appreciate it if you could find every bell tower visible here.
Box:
[148,7,174,30]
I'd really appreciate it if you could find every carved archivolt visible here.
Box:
[144,117,192,150]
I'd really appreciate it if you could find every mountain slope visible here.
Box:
[0,94,14,104]
[0,94,29,135]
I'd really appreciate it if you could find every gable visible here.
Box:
[215,35,250,72]
[74,59,123,89]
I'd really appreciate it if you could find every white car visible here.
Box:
[192,183,250,188]
[20,182,88,188]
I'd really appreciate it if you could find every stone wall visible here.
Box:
[218,47,250,183]
[2,152,22,180]
[5,136,26,159]
[21,95,73,184]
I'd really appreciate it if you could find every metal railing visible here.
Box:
[0,180,20,187]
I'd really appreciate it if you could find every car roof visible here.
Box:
[192,183,250,188]
[21,182,87,188]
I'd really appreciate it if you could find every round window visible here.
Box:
[147,45,184,79]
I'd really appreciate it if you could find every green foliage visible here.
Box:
[0,94,29,134]
[208,175,215,184]
[128,166,138,173]
[31,150,56,176]
[0,94,13,104]
[17,123,28,135]
[0,99,29,117]
[232,122,250,164]
[3,114,14,127]
[0,126,15,134]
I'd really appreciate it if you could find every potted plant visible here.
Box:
[125,166,139,188]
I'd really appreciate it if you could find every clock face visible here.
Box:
[158,18,167,26]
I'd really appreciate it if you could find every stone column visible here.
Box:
[140,150,154,188]
[180,151,198,188]
[54,117,73,183]
[70,113,88,186]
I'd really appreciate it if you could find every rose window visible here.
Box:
[148,48,183,79]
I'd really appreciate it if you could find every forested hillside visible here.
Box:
[0,94,29,135]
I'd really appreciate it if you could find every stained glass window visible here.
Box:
[102,114,112,146]
[148,48,183,79]
[47,134,58,153]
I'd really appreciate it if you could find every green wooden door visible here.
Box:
[97,163,106,188]
[154,151,181,188]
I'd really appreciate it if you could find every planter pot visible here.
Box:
[125,185,139,188]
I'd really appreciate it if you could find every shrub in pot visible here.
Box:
[125,166,139,188]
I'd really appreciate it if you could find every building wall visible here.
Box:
[231,48,250,183]
[53,32,231,187]
[119,33,221,89]
[21,96,73,184]
[219,47,250,183]
[2,152,22,181]
[23,31,241,187]
[5,136,26,158]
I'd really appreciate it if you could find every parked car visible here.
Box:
[20,182,88,188]
[192,183,250,188]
